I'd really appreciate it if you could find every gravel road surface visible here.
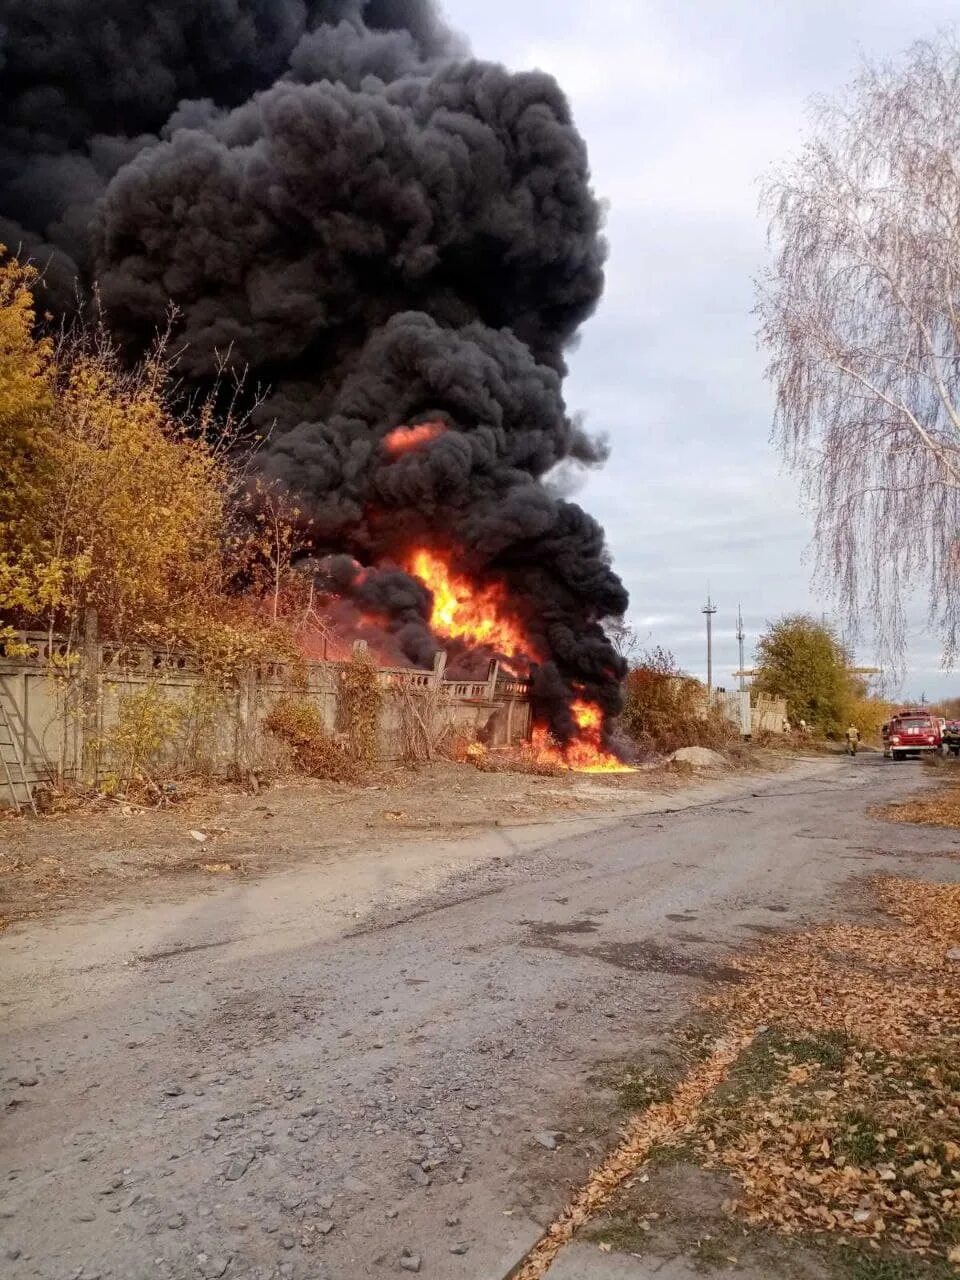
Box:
[1,756,953,1280]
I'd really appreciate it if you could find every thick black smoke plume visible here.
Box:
[0,0,629,737]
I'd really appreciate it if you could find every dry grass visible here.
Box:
[390,681,456,763]
[466,741,564,776]
[621,654,738,757]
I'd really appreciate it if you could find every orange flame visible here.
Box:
[407,547,533,662]
[530,698,636,774]
[406,548,633,774]
[383,422,446,456]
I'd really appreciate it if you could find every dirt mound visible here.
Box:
[670,746,728,769]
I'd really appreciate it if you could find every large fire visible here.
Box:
[407,547,633,774]
[531,699,636,774]
[407,547,534,666]
[383,422,446,455]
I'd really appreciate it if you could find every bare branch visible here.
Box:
[759,34,960,669]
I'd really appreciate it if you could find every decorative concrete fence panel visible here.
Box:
[96,643,248,781]
[752,694,788,734]
[715,690,752,736]
[0,634,82,806]
[0,629,532,805]
[710,689,788,737]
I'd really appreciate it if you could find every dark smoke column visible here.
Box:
[0,0,629,739]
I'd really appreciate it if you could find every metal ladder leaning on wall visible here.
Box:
[0,691,36,815]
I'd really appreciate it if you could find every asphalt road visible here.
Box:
[2,755,956,1280]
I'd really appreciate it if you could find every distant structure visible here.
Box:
[702,593,718,695]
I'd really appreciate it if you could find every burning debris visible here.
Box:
[532,702,637,774]
[0,0,630,768]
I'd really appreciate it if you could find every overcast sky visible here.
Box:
[442,0,960,702]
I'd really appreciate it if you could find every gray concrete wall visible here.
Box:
[752,693,788,733]
[0,631,532,806]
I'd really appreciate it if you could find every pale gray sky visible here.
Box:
[442,0,960,702]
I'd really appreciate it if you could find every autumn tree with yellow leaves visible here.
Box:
[0,254,58,625]
[0,248,306,670]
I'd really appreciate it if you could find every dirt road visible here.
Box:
[2,756,956,1280]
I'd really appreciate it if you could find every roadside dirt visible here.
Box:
[0,752,786,928]
[518,866,960,1279]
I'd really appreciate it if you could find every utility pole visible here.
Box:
[736,603,746,693]
[702,592,718,696]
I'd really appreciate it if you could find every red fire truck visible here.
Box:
[882,710,943,761]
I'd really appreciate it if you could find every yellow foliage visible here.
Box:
[0,250,55,530]
[239,478,310,623]
[98,683,185,793]
[845,693,893,744]
[0,273,255,660]
[152,602,303,683]
[0,264,316,704]
[30,344,225,641]
[0,251,58,646]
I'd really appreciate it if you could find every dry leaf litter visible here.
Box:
[880,783,960,830]
[514,876,960,1278]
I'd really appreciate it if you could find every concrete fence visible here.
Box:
[713,689,788,737]
[751,693,789,734]
[0,627,532,808]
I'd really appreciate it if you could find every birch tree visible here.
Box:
[759,37,960,665]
